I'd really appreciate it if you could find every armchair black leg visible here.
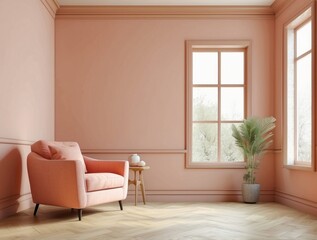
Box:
[78,209,82,221]
[118,200,123,210]
[34,204,40,216]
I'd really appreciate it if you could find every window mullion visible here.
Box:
[295,49,312,61]
[293,29,298,162]
[294,56,298,162]
[218,51,221,163]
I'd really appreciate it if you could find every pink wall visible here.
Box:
[0,0,55,219]
[56,13,275,202]
[1,0,315,219]
[274,0,317,214]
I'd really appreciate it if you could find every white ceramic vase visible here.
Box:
[131,154,140,165]
[138,160,146,167]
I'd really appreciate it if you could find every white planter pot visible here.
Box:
[242,183,260,203]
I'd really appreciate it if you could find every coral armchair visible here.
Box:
[27,140,129,221]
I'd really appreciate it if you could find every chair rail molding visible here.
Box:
[81,149,187,154]
[0,137,33,146]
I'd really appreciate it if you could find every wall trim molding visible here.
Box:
[41,0,60,18]
[0,193,33,220]
[56,5,275,18]
[127,189,275,202]
[271,0,296,17]
[275,191,317,215]
[46,1,304,19]
[0,137,33,146]
[129,189,274,195]
[82,149,187,154]
[81,148,282,155]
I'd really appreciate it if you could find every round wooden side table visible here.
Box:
[129,166,150,206]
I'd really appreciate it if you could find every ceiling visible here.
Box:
[56,0,276,6]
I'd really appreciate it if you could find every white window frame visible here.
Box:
[185,40,251,169]
[283,5,316,170]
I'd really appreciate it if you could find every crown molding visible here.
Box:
[41,0,60,18]
[271,0,296,17]
[56,5,274,17]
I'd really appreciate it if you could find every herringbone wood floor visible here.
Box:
[1,202,317,240]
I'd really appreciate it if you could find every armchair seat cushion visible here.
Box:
[85,173,124,192]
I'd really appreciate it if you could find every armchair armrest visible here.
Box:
[83,156,129,177]
[27,152,87,209]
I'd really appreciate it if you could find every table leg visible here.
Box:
[139,170,146,205]
[134,170,138,206]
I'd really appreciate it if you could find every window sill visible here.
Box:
[186,162,245,169]
[283,164,314,171]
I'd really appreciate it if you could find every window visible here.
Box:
[284,7,314,168]
[186,41,249,168]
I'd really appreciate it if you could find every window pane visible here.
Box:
[192,123,217,162]
[193,88,217,121]
[296,21,311,57]
[221,88,244,120]
[297,53,312,162]
[193,52,218,84]
[221,123,244,162]
[221,52,244,84]
[287,71,295,164]
[287,29,295,164]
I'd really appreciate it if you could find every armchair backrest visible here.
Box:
[31,140,81,158]
[31,140,53,159]
[30,140,87,172]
